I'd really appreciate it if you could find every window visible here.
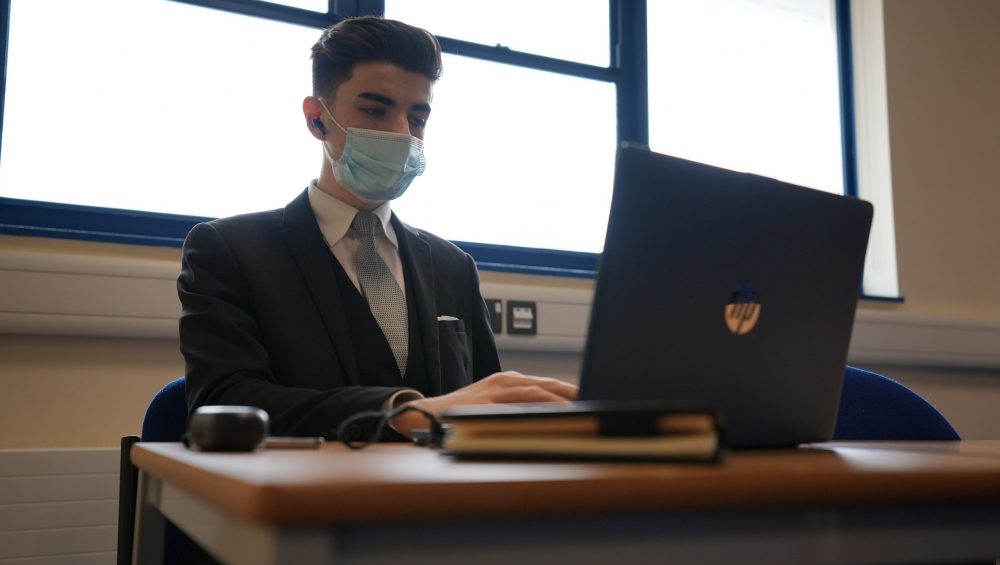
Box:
[389,56,616,253]
[1,0,317,217]
[267,0,328,12]
[647,0,844,195]
[386,0,609,66]
[0,0,898,297]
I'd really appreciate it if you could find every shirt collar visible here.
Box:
[308,180,398,249]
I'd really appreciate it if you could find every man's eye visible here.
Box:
[409,117,427,129]
[361,107,385,117]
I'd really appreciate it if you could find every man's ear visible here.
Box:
[302,96,327,140]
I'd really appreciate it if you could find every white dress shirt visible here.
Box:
[307,181,406,298]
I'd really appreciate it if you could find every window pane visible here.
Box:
[1,0,318,217]
[392,54,617,253]
[384,0,609,67]
[647,0,844,194]
[1,1,616,254]
[266,0,328,12]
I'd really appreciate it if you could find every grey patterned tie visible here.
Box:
[351,212,408,377]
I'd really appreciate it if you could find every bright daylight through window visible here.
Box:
[0,0,897,296]
[647,0,845,195]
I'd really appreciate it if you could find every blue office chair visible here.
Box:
[118,377,195,565]
[141,377,189,443]
[833,366,960,441]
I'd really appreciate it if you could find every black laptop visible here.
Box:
[578,143,873,448]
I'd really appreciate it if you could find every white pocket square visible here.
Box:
[437,315,460,322]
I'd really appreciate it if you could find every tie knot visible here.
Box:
[351,212,380,238]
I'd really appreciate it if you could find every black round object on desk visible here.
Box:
[185,406,269,452]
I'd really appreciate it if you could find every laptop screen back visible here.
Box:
[579,144,873,447]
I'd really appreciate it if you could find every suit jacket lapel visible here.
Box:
[281,190,361,386]
[393,215,442,396]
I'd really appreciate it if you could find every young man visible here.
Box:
[178,16,576,440]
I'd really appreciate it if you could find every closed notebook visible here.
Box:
[438,400,724,461]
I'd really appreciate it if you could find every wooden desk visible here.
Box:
[131,441,1000,564]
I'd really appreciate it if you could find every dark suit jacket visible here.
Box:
[177,189,501,436]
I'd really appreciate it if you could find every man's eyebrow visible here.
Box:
[357,92,396,106]
[357,92,431,113]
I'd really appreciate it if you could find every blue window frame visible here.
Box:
[0,0,858,281]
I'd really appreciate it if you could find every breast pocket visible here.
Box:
[438,319,472,387]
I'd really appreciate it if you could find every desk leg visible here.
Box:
[132,471,165,565]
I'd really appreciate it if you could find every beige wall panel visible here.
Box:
[882,0,1000,320]
[0,335,183,448]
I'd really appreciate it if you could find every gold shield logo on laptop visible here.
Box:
[725,286,761,335]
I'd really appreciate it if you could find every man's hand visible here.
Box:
[391,371,578,436]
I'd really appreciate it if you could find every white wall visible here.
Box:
[0,448,119,564]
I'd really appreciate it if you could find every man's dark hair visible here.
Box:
[311,16,442,100]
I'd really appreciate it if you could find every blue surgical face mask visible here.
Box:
[319,101,425,203]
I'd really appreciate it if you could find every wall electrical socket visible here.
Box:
[506,300,537,335]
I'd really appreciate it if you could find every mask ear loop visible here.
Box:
[317,98,350,167]
[317,98,349,135]
[331,405,444,449]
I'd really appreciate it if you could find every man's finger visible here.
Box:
[494,385,575,404]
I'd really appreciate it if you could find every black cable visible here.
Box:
[331,405,444,449]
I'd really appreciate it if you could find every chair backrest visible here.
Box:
[141,376,189,442]
[117,435,139,565]
[833,366,960,440]
[120,377,193,565]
